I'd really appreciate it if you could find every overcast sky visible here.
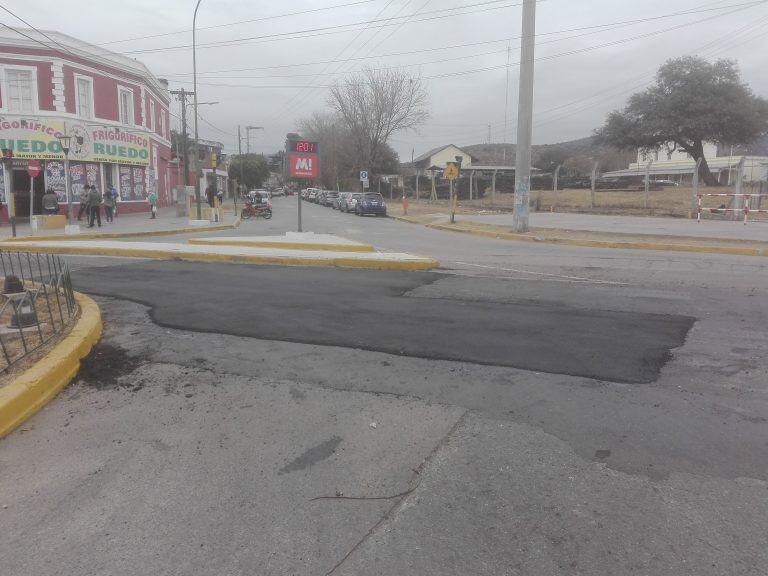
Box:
[13,0,768,159]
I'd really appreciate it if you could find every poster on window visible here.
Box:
[86,163,100,188]
[0,165,5,203]
[133,167,145,199]
[46,160,67,202]
[70,163,86,202]
[119,166,133,200]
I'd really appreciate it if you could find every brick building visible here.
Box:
[0,28,176,219]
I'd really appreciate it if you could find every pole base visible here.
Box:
[64,224,81,235]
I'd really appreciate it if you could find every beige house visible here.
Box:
[413,144,476,172]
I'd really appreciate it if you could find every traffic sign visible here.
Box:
[444,162,458,181]
[362,179,369,189]
[359,170,368,181]
[27,159,41,178]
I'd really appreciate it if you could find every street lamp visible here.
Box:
[57,134,74,224]
[192,0,203,221]
[245,125,264,154]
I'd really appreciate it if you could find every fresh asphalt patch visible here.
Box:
[73,260,694,383]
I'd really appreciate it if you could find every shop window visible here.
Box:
[118,165,146,200]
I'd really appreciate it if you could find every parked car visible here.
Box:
[316,190,327,205]
[272,187,286,197]
[650,179,679,187]
[356,192,387,217]
[307,188,318,202]
[340,192,362,213]
[324,191,340,207]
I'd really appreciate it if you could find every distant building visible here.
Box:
[605,142,768,184]
[413,144,477,173]
[0,27,175,218]
[194,138,227,194]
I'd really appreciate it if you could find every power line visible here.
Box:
[0,3,78,57]
[102,0,380,45]
[158,1,764,77]
[121,0,527,55]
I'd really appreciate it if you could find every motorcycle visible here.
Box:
[241,199,272,220]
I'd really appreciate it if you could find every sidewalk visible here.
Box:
[0,207,238,241]
[394,213,768,257]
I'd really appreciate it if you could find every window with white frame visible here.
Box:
[75,75,94,119]
[118,87,134,126]
[149,99,156,131]
[5,68,36,113]
[160,110,167,138]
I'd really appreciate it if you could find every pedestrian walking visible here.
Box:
[87,185,102,228]
[102,189,115,222]
[77,186,89,220]
[148,190,158,218]
[217,189,223,208]
[205,183,215,208]
[42,188,59,215]
[109,185,119,218]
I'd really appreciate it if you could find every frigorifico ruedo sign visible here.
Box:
[0,118,150,166]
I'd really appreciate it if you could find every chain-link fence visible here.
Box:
[0,252,77,373]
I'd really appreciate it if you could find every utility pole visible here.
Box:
[170,88,195,188]
[511,0,536,233]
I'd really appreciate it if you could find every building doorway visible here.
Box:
[12,169,46,219]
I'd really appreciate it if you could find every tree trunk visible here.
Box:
[689,140,719,186]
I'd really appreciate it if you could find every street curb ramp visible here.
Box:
[0,292,102,439]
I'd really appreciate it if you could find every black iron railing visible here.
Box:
[0,252,78,373]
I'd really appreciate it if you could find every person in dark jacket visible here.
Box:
[102,189,115,222]
[87,185,102,228]
[42,188,59,215]
[77,187,89,220]
[205,183,215,208]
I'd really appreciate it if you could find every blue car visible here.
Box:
[355,192,387,217]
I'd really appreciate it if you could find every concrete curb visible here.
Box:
[0,244,440,271]
[0,291,102,439]
[187,238,376,252]
[1,218,241,243]
[398,219,767,258]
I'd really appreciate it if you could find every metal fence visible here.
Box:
[0,252,77,373]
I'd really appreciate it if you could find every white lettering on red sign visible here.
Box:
[289,153,318,179]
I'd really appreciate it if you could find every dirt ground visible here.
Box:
[0,289,78,387]
[406,186,768,221]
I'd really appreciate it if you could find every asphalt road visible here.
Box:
[72,262,693,384]
[2,200,768,576]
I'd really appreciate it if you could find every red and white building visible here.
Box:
[0,28,176,219]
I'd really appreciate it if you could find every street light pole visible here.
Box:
[57,134,74,224]
[511,0,536,233]
[192,0,203,221]
[245,126,264,154]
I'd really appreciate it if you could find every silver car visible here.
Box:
[340,192,362,213]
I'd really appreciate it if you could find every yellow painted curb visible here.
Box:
[0,244,440,271]
[0,291,102,439]
[1,218,241,243]
[424,222,767,257]
[187,238,376,252]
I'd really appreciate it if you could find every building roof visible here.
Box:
[0,27,167,98]
[603,156,768,178]
[413,144,477,165]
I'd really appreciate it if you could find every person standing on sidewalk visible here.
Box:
[77,186,89,220]
[87,185,102,228]
[148,190,158,219]
[102,188,115,222]
[109,185,119,218]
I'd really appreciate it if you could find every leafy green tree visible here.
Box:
[595,57,768,185]
[228,154,270,190]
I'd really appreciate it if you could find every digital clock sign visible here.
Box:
[288,140,318,154]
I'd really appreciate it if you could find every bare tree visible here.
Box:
[329,66,428,173]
